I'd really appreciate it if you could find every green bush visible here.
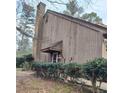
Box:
[63,63,82,78]
[82,58,107,93]
[32,62,63,79]
[16,54,34,68]
[23,54,34,62]
[32,62,82,81]
[32,58,107,93]
[16,57,25,68]
[22,61,34,71]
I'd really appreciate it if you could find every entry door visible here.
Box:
[52,52,58,63]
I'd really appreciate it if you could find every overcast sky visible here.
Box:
[40,0,107,24]
[22,0,107,24]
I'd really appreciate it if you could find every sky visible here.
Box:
[40,0,107,24]
[19,0,107,24]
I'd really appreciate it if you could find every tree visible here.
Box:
[81,12,102,24]
[63,0,103,24]
[63,0,84,16]
[82,58,107,93]
[16,1,35,51]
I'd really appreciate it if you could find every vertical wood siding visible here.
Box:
[40,13,105,63]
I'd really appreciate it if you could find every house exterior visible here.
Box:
[33,2,107,64]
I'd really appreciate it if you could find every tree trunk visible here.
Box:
[92,80,97,93]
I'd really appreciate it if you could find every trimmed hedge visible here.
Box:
[32,62,83,80]
[32,58,107,82]
[63,63,82,78]
[32,62,64,79]
[32,60,107,80]
[32,58,107,93]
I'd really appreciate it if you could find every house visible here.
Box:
[33,2,107,64]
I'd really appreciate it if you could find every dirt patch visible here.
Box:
[16,70,81,93]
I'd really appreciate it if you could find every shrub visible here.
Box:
[23,54,34,62]
[16,54,34,68]
[22,62,31,71]
[82,58,107,93]
[32,62,82,81]
[63,63,82,81]
[32,62,63,79]
[32,58,107,93]
[47,63,63,79]
[16,57,25,68]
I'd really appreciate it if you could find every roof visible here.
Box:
[44,10,107,33]
[41,41,63,53]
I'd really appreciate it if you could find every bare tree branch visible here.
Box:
[16,26,33,38]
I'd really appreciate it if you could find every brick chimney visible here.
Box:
[33,2,46,61]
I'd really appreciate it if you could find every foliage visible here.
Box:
[63,0,103,24]
[22,62,32,71]
[32,62,63,79]
[63,0,83,16]
[16,1,35,51]
[32,58,107,92]
[16,57,25,68]
[82,58,107,93]
[23,54,34,62]
[32,58,106,81]
[63,63,82,78]
[32,62,83,81]
[82,58,107,82]
[16,54,34,68]
[81,12,102,24]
